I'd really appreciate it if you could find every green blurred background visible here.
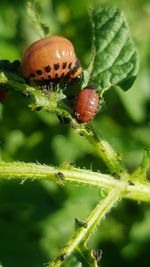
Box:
[0,0,150,266]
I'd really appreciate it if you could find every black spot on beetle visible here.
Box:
[54,63,59,70]
[48,75,51,79]
[55,73,58,78]
[45,65,51,72]
[68,62,72,69]
[62,62,67,69]
[36,69,42,75]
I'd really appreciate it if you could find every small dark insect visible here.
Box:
[60,253,67,261]
[74,87,99,123]
[21,36,83,86]
[75,218,88,229]
[128,180,135,186]
[57,172,65,181]
[113,173,120,180]
[92,249,102,263]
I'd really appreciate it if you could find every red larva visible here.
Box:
[21,36,83,83]
[74,87,99,123]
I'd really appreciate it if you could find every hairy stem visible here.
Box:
[48,188,120,267]
[79,126,128,178]
[0,72,128,177]
[0,161,150,202]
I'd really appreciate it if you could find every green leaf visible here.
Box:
[27,0,50,38]
[130,149,150,182]
[89,7,139,93]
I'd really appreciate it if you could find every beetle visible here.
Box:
[74,87,99,123]
[21,36,83,85]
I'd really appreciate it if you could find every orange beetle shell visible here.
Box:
[21,36,81,81]
[74,87,99,123]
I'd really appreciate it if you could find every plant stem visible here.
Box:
[0,72,128,177]
[48,188,120,267]
[0,161,150,202]
[75,125,128,179]
[1,72,149,267]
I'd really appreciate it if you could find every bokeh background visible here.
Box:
[0,0,150,266]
